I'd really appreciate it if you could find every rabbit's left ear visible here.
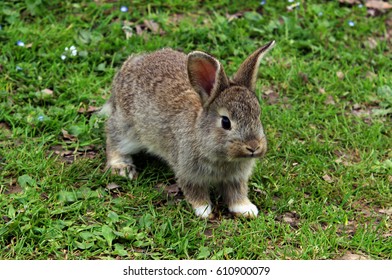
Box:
[232,41,275,92]
[187,51,229,107]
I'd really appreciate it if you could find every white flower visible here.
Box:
[61,55,66,60]
[120,6,128,12]
[17,40,25,47]
[63,45,78,57]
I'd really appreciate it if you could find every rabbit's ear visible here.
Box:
[232,41,275,92]
[188,51,229,107]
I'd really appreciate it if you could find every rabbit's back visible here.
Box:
[111,49,202,164]
[114,49,202,116]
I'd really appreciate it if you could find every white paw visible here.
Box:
[229,202,259,218]
[194,204,212,218]
[110,163,138,180]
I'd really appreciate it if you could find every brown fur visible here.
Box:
[104,41,275,218]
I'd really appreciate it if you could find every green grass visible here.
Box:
[0,0,391,260]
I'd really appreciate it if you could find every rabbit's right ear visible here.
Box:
[187,51,229,107]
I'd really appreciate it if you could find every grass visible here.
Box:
[0,0,391,260]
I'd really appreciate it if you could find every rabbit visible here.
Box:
[103,41,275,218]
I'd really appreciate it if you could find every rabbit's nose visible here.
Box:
[245,138,267,156]
[246,140,260,153]
[246,146,259,153]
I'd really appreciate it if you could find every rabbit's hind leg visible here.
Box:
[105,117,143,180]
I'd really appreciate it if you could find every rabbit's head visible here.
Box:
[187,41,275,162]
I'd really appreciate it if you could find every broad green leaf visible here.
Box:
[17,175,35,188]
[197,246,210,259]
[102,225,116,247]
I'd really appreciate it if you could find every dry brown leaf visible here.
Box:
[322,174,334,183]
[280,212,300,228]
[378,208,392,216]
[365,71,377,80]
[325,95,336,105]
[106,183,121,190]
[165,183,181,196]
[336,71,345,80]
[167,13,185,25]
[365,37,378,49]
[135,24,143,36]
[61,129,77,142]
[262,88,279,105]
[351,107,372,118]
[78,105,100,114]
[298,72,309,84]
[143,19,161,34]
[41,88,53,95]
[226,12,244,22]
[366,1,392,10]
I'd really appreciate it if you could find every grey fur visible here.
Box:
[105,41,275,218]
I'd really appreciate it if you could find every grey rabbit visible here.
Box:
[102,41,275,218]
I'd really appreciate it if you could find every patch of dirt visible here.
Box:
[336,199,391,239]
[0,121,12,138]
[334,149,362,166]
[339,251,371,260]
[3,178,23,195]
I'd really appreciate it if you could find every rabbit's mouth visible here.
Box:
[237,152,265,159]
[226,139,267,159]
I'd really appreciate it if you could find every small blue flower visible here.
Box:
[348,20,355,27]
[260,0,266,5]
[288,0,294,2]
[120,6,128,12]
[16,66,23,71]
[318,12,323,16]
[16,40,25,47]
[37,115,44,121]
[358,4,363,8]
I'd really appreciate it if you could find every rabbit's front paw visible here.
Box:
[110,163,138,180]
[194,204,213,218]
[229,202,258,218]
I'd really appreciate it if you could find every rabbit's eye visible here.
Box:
[221,116,231,130]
